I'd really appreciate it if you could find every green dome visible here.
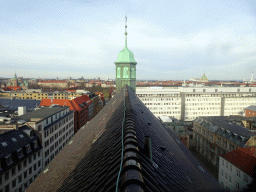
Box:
[201,73,208,80]
[115,47,137,63]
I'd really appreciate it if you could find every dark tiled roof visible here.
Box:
[0,125,42,174]
[195,116,256,147]
[26,86,225,192]
[245,105,256,112]
[0,103,6,111]
[14,106,69,122]
[0,98,41,111]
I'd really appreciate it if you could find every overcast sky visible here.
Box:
[1,0,256,80]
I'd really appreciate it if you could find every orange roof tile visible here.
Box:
[40,99,76,111]
[220,147,256,178]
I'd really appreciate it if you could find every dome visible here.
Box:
[201,73,208,80]
[115,47,137,63]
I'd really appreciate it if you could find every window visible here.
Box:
[34,163,37,171]
[33,153,36,161]
[38,125,42,132]
[244,174,248,183]
[24,170,27,179]
[18,149,24,158]
[23,159,27,167]
[12,167,16,176]
[237,170,240,177]
[222,159,224,166]
[225,173,227,179]
[235,182,239,189]
[38,151,41,157]
[6,155,13,165]
[29,167,32,175]
[18,164,21,172]
[18,175,22,183]
[38,161,41,167]
[5,184,9,192]
[221,169,223,176]
[229,176,231,183]
[29,178,33,185]
[230,165,232,172]
[12,179,16,188]
[29,156,32,164]
[226,162,228,168]
[5,171,9,180]
[34,140,38,149]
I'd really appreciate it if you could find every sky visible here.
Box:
[1,0,256,80]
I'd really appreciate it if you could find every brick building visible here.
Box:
[244,105,256,117]
[40,95,93,133]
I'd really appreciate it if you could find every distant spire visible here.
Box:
[125,15,127,48]
[14,71,17,79]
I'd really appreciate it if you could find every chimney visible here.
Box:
[18,106,27,116]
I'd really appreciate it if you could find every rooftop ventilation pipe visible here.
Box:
[144,136,152,161]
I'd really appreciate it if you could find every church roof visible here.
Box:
[26,85,225,192]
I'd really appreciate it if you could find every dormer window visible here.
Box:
[34,140,38,149]
[26,144,31,153]
[17,148,24,158]
[5,155,13,165]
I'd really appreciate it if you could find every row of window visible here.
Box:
[44,136,73,167]
[0,158,41,187]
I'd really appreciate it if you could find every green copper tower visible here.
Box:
[115,16,137,93]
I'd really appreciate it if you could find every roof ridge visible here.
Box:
[116,87,145,191]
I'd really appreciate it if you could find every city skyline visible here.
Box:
[1,0,256,80]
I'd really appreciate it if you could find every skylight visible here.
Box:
[19,134,24,138]
[1,142,7,146]
[12,138,17,142]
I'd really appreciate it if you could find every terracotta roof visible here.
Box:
[72,95,91,111]
[26,86,225,192]
[220,147,256,178]
[38,80,67,83]
[40,99,76,111]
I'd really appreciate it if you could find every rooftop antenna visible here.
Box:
[125,14,127,48]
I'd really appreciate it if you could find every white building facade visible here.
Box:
[136,86,256,121]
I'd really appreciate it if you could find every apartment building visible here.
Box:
[14,106,74,169]
[244,105,256,117]
[218,147,256,191]
[136,87,182,120]
[193,116,256,168]
[0,126,42,192]
[136,86,256,121]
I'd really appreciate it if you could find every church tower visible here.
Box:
[115,16,137,93]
